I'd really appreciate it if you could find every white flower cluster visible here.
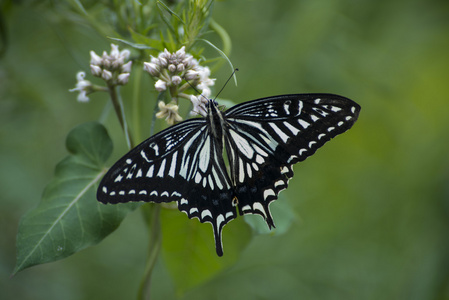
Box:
[144,46,215,120]
[70,45,215,125]
[70,44,132,102]
[90,44,132,86]
[143,46,215,116]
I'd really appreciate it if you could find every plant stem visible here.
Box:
[132,66,143,144]
[138,204,162,300]
[107,84,135,148]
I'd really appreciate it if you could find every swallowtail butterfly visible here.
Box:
[97,94,360,256]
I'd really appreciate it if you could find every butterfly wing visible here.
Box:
[223,94,361,227]
[97,118,237,256]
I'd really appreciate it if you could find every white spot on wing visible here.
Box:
[298,119,310,129]
[198,137,211,172]
[238,158,245,183]
[157,159,166,177]
[246,162,253,178]
[195,172,202,184]
[331,106,342,112]
[253,144,268,157]
[263,189,276,200]
[283,102,290,114]
[208,174,214,190]
[146,165,154,178]
[253,202,266,216]
[252,162,259,171]
[141,150,150,162]
[168,152,177,178]
[241,205,251,212]
[284,122,300,135]
[114,174,123,182]
[269,123,289,143]
[229,129,255,159]
[216,214,225,229]
[212,168,223,190]
[201,209,212,219]
[274,180,285,187]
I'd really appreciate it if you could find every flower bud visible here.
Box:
[110,44,120,59]
[176,46,186,57]
[121,61,133,73]
[176,63,185,72]
[171,75,182,85]
[90,64,102,77]
[143,62,160,76]
[159,57,168,67]
[102,69,113,81]
[185,69,200,81]
[90,51,103,66]
[117,73,130,85]
[155,79,167,91]
[168,64,176,73]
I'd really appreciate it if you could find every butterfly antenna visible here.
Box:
[214,68,239,101]
[183,77,210,103]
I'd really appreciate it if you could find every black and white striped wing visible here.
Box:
[97,118,237,256]
[223,94,360,228]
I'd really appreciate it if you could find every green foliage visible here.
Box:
[14,122,138,274]
[160,208,251,293]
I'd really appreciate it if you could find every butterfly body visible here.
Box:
[97,94,360,256]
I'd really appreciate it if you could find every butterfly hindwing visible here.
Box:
[224,94,360,227]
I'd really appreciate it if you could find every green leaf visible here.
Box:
[160,208,251,294]
[109,36,156,51]
[13,122,137,274]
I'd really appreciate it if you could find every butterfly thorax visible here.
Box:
[207,100,226,143]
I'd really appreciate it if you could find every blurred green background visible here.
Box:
[2,0,449,299]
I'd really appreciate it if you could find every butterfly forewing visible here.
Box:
[223,94,360,225]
